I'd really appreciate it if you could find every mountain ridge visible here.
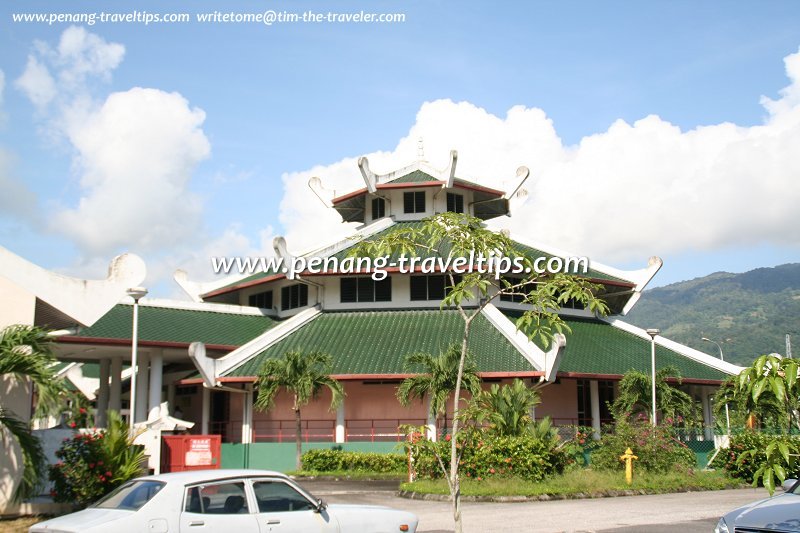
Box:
[625,263,800,366]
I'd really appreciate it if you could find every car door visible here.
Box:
[179,480,259,533]
[250,478,337,533]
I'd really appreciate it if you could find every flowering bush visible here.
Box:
[708,431,800,484]
[559,426,597,468]
[409,432,567,481]
[49,411,145,507]
[590,420,695,473]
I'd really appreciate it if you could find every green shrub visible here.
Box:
[709,431,800,484]
[48,412,146,507]
[300,449,406,473]
[591,420,695,473]
[409,433,567,481]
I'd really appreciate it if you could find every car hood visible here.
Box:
[30,508,131,532]
[727,493,800,532]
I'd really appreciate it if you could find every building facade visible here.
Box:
[48,153,743,456]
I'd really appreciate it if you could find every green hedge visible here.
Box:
[300,449,406,473]
[410,433,567,481]
[709,431,800,484]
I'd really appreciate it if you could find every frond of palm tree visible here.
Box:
[0,325,67,418]
[0,407,47,502]
[102,411,147,483]
[469,379,540,437]
[610,366,699,425]
[397,345,481,423]
[254,351,344,470]
[528,416,560,448]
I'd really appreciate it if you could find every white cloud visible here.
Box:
[15,55,57,110]
[278,48,800,265]
[52,87,211,254]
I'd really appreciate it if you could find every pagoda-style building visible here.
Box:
[50,152,742,464]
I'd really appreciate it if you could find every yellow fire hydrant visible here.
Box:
[620,447,638,485]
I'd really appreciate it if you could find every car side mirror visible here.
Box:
[781,479,797,492]
[314,498,327,513]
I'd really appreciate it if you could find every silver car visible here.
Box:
[30,469,418,533]
[716,479,800,533]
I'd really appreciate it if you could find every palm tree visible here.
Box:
[468,379,540,437]
[254,351,344,470]
[0,325,66,501]
[397,345,481,437]
[609,366,698,426]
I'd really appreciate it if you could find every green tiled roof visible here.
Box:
[330,221,628,284]
[385,170,439,184]
[225,309,536,377]
[76,304,277,346]
[514,314,727,381]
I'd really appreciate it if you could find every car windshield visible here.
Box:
[94,480,165,511]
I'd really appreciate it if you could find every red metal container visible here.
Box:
[161,435,221,473]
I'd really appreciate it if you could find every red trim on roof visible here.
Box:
[182,371,546,386]
[57,336,239,352]
[556,371,725,385]
[331,181,445,205]
[453,182,504,197]
[201,273,286,299]
[331,187,368,205]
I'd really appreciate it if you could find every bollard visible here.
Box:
[619,447,638,485]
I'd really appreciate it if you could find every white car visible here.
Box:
[715,478,800,533]
[30,469,418,533]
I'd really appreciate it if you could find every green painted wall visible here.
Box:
[222,442,405,472]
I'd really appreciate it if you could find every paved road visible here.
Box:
[299,479,768,533]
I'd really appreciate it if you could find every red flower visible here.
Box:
[69,422,77,428]
[105,471,112,477]
[445,434,451,441]
[79,408,87,414]
[489,468,495,474]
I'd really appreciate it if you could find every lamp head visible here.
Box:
[127,286,148,302]
[646,328,660,339]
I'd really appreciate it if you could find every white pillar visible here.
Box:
[335,401,345,443]
[242,385,253,444]
[201,386,210,435]
[96,358,110,428]
[702,388,713,440]
[109,357,122,414]
[589,380,601,439]
[426,396,437,441]
[135,352,149,423]
[148,350,163,421]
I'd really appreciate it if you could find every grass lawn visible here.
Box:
[402,468,742,498]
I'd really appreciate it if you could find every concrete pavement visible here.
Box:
[299,479,770,533]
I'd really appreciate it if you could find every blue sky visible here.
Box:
[1,1,799,297]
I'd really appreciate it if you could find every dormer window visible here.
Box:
[403,191,426,214]
[280,283,308,311]
[371,198,386,220]
[447,192,464,213]
[248,290,273,309]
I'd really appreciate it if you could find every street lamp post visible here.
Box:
[702,337,731,434]
[127,287,148,430]
[646,329,660,427]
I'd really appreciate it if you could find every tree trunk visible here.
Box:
[449,319,472,533]
[294,394,302,471]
